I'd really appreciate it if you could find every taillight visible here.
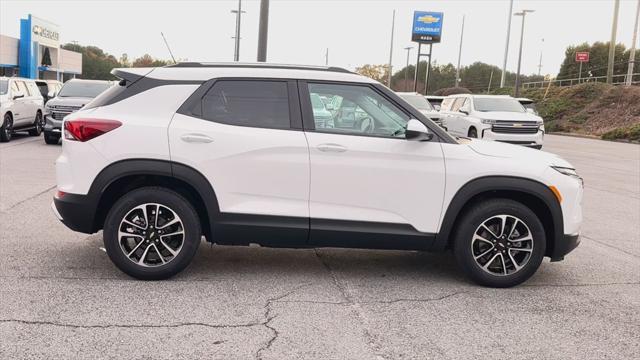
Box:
[64,119,122,142]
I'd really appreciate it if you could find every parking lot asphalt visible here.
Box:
[0,134,638,359]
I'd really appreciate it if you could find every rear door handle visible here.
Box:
[317,143,347,153]
[180,133,213,143]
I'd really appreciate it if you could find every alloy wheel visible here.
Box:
[471,214,534,276]
[4,116,12,140]
[118,203,185,267]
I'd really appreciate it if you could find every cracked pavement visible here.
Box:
[1,134,639,359]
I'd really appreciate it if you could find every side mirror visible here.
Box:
[459,107,469,115]
[48,90,56,99]
[13,91,24,100]
[405,119,433,141]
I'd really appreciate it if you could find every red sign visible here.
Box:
[575,52,589,62]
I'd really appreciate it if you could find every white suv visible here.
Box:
[440,94,545,149]
[0,77,45,142]
[52,63,582,287]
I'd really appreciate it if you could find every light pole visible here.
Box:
[387,10,396,87]
[257,0,269,62]
[626,0,639,86]
[514,9,535,98]
[537,38,544,76]
[607,0,620,84]
[500,0,514,88]
[231,0,245,62]
[404,46,413,91]
[455,15,465,87]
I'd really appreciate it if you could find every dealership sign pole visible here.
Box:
[575,52,589,83]
[411,11,443,94]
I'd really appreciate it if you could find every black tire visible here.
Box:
[453,199,546,288]
[103,187,202,280]
[44,132,60,145]
[28,111,43,136]
[0,113,12,142]
[468,127,478,138]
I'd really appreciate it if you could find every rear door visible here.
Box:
[168,78,310,246]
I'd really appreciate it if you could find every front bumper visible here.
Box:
[52,193,98,234]
[44,114,63,133]
[550,233,581,262]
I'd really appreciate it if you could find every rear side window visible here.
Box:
[451,97,466,112]
[84,83,126,110]
[200,80,290,129]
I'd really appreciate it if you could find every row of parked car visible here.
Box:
[396,92,545,149]
[0,76,113,144]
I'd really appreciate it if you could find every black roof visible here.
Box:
[165,62,353,74]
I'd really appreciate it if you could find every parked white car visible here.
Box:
[396,92,443,127]
[440,94,545,149]
[0,77,45,142]
[52,63,582,287]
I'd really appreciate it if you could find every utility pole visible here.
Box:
[387,10,396,87]
[514,10,535,98]
[404,46,413,91]
[325,48,329,65]
[257,0,269,62]
[500,0,514,88]
[487,69,494,93]
[455,15,465,87]
[626,0,640,86]
[537,38,544,76]
[231,0,245,62]
[607,0,620,84]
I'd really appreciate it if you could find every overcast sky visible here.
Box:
[1,0,639,77]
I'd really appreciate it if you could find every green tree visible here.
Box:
[61,43,121,80]
[557,41,638,80]
[132,54,169,67]
[355,64,390,84]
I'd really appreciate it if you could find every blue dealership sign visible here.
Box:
[412,11,444,43]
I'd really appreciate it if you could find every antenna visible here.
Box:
[161,32,177,64]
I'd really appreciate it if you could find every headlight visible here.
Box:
[45,103,53,113]
[481,119,496,124]
[551,166,583,185]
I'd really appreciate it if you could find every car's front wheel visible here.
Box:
[453,199,546,287]
[44,132,60,145]
[103,187,202,280]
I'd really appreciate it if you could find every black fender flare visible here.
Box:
[433,176,564,255]
[88,159,220,234]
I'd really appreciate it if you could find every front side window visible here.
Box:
[307,83,408,138]
[400,94,434,111]
[201,80,290,129]
[451,97,466,112]
[440,97,454,111]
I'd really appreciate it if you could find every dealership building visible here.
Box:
[0,14,82,80]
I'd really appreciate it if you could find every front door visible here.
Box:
[300,81,446,249]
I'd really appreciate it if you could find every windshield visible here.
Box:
[58,81,111,98]
[474,98,525,113]
[0,80,7,95]
[400,94,434,111]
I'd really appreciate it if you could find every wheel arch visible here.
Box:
[88,159,219,241]
[434,176,563,258]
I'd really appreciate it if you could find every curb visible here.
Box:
[548,132,639,145]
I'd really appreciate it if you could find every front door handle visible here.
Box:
[180,133,213,143]
[317,143,347,153]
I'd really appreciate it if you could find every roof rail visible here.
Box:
[165,62,354,74]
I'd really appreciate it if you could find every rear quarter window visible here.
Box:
[83,84,126,110]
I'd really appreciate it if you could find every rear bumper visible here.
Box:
[550,233,581,262]
[52,193,97,234]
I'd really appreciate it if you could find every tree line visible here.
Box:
[61,43,172,80]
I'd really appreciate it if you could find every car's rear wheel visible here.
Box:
[0,114,13,142]
[453,199,546,288]
[44,132,60,145]
[103,187,201,280]
[28,112,43,136]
